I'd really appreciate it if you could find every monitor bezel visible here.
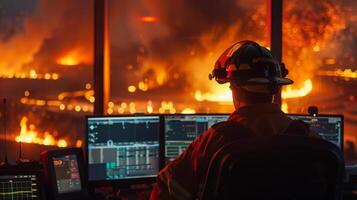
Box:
[42,147,87,200]
[85,114,163,187]
[162,113,231,164]
[287,113,344,150]
[0,169,45,200]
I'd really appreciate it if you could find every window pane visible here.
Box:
[108,0,268,114]
[0,0,93,159]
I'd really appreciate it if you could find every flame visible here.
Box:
[318,69,357,79]
[57,55,79,66]
[15,116,67,148]
[56,49,90,66]
[194,79,313,102]
[139,16,158,23]
[281,79,313,99]
[181,108,196,114]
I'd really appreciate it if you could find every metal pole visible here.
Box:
[268,0,283,105]
[94,0,110,115]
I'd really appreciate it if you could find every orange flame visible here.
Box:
[318,69,357,79]
[281,79,313,99]
[57,55,80,66]
[15,116,67,148]
[139,16,158,23]
[194,79,313,102]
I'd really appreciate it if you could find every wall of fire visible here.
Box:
[0,0,357,160]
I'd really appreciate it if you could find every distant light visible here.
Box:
[59,104,65,110]
[24,90,30,97]
[313,45,320,52]
[147,106,153,113]
[108,101,114,108]
[57,139,68,148]
[82,106,89,112]
[85,83,92,90]
[44,73,51,80]
[89,96,95,103]
[107,108,113,114]
[52,73,59,80]
[139,16,158,23]
[169,108,176,114]
[75,105,81,112]
[67,104,74,110]
[29,70,37,79]
[120,102,127,108]
[181,108,196,114]
[118,107,125,114]
[76,140,83,147]
[325,58,336,65]
[128,85,136,93]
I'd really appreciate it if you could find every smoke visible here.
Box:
[0,0,92,73]
[109,0,267,94]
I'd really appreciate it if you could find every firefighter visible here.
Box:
[150,40,319,200]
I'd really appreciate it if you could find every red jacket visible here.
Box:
[150,103,318,200]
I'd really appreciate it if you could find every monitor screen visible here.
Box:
[53,154,82,194]
[87,116,160,181]
[0,174,41,200]
[287,114,343,148]
[164,114,229,163]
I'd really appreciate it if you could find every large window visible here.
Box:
[108,0,268,114]
[282,0,357,160]
[0,0,93,158]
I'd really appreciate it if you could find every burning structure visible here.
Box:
[0,0,357,159]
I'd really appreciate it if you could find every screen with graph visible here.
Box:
[87,116,160,182]
[0,174,41,200]
[287,114,343,148]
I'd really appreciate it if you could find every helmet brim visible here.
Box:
[246,77,294,85]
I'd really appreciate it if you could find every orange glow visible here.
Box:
[57,55,80,66]
[76,140,83,147]
[318,69,357,79]
[57,139,68,148]
[281,102,289,113]
[194,79,313,102]
[181,108,196,114]
[15,116,67,148]
[139,16,158,23]
[128,85,137,93]
[0,71,60,80]
[281,79,313,99]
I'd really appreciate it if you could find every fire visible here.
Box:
[56,49,91,66]
[139,16,158,23]
[194,79,313,102]
[281,79,313,99]
[57,55,80,66]
[318,69,357,79]
[15,116,67,148]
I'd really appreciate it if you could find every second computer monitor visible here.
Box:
[86,115,161,184]
[164,114,229,163]
[287,114,343,149]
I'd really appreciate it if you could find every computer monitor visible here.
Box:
[164,114,229,163]
[86,115,161,185]
[0,171,44,200]
[287,114,343,149]
[41,148,86,200]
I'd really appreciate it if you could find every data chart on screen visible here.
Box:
[87,116,160,181]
